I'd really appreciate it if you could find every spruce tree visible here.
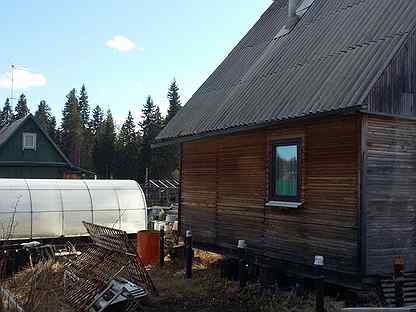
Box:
[94,110,116,178]
[48,115,59,144]
[34,100,51,130]
[79,84,90,128]
[115,111,140,179]
[139,96,167,181]
[78,84,93,169]
[166,78,181,123]
[150,106,168,178]
[61,89,82,165]
[0,98,13,128]
[164,79,182,178]
[90,105,104,135]
[14,94,29,120]
[140,96,156,180]
[34,100,58,143]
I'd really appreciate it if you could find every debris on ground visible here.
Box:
[144,250,346,312]
[64,222,156,312]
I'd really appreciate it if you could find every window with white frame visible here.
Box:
[23,133,37,150]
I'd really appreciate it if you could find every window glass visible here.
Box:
[23,133,36,150]
[274,143,299,200]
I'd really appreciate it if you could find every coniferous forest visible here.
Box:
[0,79,182,182]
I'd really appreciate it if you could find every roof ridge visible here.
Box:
[303,0,367,27]
[197,32,408,97]
[231,0,368,55]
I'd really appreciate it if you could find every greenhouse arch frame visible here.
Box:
[0,179,147,239]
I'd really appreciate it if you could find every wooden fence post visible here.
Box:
[314,256,325,312]
[238,240,248,288]
[185,230,193,279]
[160,225,165,267]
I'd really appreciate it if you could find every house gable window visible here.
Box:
[270,140,301,204]
[23,133,37,150]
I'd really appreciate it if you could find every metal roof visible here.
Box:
[146,179,179,189]
[157,0,416,142]
[0,115,29,147]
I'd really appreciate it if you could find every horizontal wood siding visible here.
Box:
[182,140,217,244]
[367,115,416,275]
[265,117,360,274]
[181,115,360,275]
[216,131,266,256]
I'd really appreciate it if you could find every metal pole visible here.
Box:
[10,65,14,108]
[185,230,192,279]
[160,225,165,266]
[145,167,150,204]
[314,256,325,312]
[238,240,248,288]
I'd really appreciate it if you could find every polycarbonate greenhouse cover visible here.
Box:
[0,179,147,240]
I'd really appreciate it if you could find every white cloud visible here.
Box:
[0,68,47,89]
[106,35,139,53]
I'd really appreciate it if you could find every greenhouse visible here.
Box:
[0,179,147,239]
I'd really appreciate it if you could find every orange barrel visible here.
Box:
[137,230,160,266]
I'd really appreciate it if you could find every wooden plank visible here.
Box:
[366,115,416,275]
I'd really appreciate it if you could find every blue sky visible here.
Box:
[0,1,271,127]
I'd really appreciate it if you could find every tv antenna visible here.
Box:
[9,64,29,108]
[10,64,15,108]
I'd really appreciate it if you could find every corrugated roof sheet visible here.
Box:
[157,0,416,141]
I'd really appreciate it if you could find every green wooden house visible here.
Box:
[0,114,91,179]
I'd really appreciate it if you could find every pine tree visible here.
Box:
[79,84,90,128]
[94,110,116,178]
[166,78,181,123]
[115,111,140,179]
[0,98,13,128]
[61,89,82,165]
[14,94,29,120]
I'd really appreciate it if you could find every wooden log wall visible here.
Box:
[181,114,361,275]
[366,115,416,275]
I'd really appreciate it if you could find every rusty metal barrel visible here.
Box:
[137,230,160,266]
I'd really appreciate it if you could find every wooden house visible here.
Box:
[0,114,92,179]
[156,0,416,284]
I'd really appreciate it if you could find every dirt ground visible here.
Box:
[0,250,348,312]
[142,250,346,312]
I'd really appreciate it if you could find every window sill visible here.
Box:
[265,201,303,209]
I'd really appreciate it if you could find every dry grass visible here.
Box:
[1,261,71,312]
[0,250,347,312]
[143,250,345,312]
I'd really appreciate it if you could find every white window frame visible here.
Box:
[22,133,37,150]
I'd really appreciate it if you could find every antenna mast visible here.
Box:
[10,64,15,108]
